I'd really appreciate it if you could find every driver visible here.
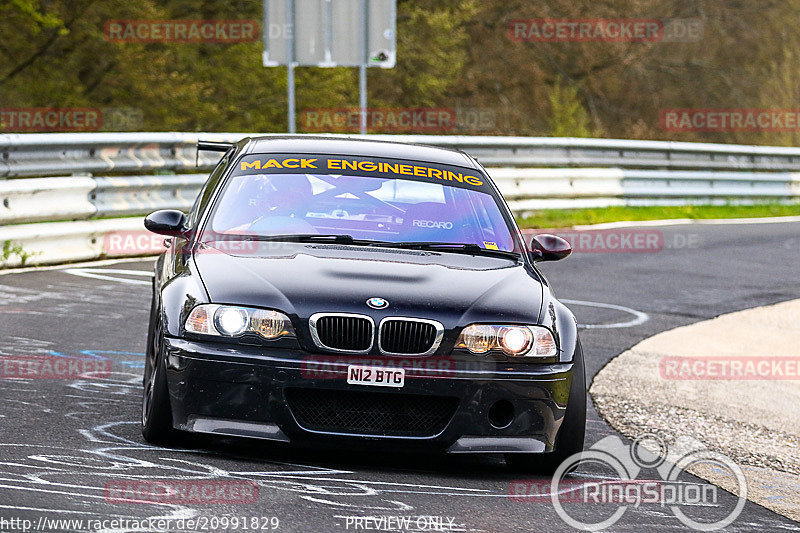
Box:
[228,174,318,234]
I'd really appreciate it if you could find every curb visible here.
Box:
[589,299,800,522]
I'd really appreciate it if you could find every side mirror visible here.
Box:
[144,210,188,236]
[529,234,572,262]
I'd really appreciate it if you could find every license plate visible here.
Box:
[346,365,405,388]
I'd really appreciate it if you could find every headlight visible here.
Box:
[459,324,495,354]
[455,324,557,357]
[498,326,533,354]
[214,307,248,336]
[185,304,295,339]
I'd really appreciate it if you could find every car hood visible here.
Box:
[193,242,544,326]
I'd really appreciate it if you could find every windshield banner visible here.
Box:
[234,154,487,190]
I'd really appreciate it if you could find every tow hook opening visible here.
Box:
[488,399,515,429]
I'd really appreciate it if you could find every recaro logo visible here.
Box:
[412,220,454,229]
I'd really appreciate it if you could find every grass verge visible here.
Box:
[516,203,800,229]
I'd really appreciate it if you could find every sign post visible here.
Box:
[359,0,368,134]
[287,0,296,133]
[263,0,396,134]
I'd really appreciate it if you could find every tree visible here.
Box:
[547,78,599,137]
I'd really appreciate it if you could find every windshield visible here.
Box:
[204,154,518,253]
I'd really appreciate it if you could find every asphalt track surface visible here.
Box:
[0,221,798,532]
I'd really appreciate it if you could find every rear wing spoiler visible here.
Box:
[196,140,234,167]
[197,141,235,152]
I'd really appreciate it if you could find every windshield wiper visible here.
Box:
[207,234,392,246]
[369,241,521,260]
[203,235,520,258]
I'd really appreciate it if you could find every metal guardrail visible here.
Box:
[92,174,206,217]
[0,174,206,224]
[0,132,217,178]
[394,136,800,170]
[1,132,799,267]
[6,132,800,177]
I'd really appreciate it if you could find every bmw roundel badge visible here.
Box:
[366,297,389,309]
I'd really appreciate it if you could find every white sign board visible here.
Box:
[263,0,396,68]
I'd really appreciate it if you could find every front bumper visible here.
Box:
[163,337,575,454]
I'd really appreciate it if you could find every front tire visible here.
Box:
[141,296,176,444]
[506,341,586,474]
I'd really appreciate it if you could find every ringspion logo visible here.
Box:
[511,434,746,530]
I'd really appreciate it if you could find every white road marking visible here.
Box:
[62,268,153,286]
[562,298,649,329]
[0,505,96,515]
[0,257,155,277]
[76,269,153,276]
[301,495,414,511]
[59,268,648,330]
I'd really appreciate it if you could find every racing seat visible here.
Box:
[400,202,471,243]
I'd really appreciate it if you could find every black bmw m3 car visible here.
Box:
[142,136,585,473]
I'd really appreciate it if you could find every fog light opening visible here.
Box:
[488,400,515,429]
